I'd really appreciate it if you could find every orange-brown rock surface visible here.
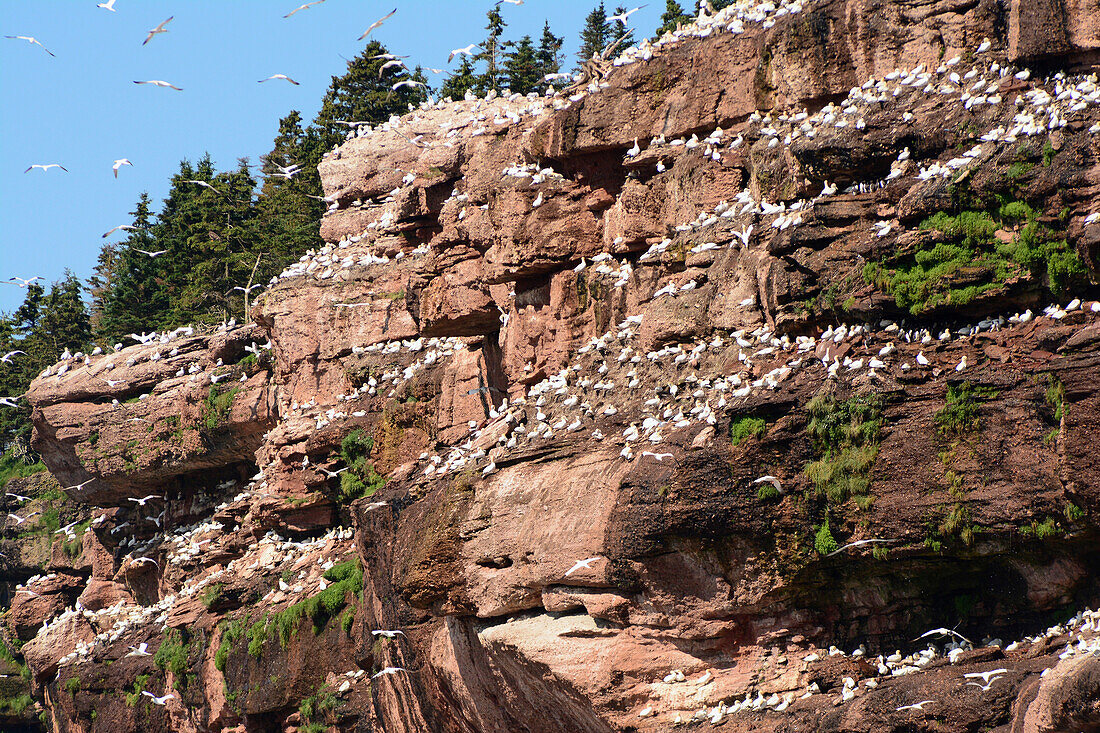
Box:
[5,1,1100,731]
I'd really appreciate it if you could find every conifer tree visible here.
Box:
[441,56,479,99]
[503,35,541,94]
[577,2,610,67]
[655,0,693,37]
[313,41,427,147]
[535,21,565,90]
[0,275,92,452]
[92,193,166,342]
[474,7,507,94]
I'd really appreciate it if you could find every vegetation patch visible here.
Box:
[803,393,884,509]
[0,450,46,490]
[202,385,241,431]
[299,684,340,732]
[935,382,997,437]
[730,416,766,447]
[153,629,193,687]
[813,520,838,555]
[336,430,386,502]
[862,200,1084,315]
[1019,516,1061,539]
[125,674,152,707]
[233,560,364,661]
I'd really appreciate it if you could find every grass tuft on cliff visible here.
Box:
[220,559,364,673]
[863,199,1084,315]
[803,393,884,508]
[336,430,386,502]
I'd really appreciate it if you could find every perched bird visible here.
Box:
[112,158,133,178]
[134,80,182,91]
[564,557,600,576]
[4,35,54,56]
[142,16,173,45]
[283,0,325,18]
[24,163,67,173]
[259,74,300,85]
[358,8,396,40]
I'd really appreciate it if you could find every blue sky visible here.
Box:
[0,0,664,315]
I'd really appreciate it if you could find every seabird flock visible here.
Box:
[4,0,1100,724]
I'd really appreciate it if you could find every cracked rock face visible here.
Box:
[9,1,1100,731]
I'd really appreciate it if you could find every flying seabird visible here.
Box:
[449,44,478,63]
[564,557,600,576]
[4,35,54,56]
[259,74,300,85]
[134,80,182,90]
[283,0,325,18]
[112,158,132,177]
[24,164,67,173]
[358,8,396,40]
[142,16,173,45]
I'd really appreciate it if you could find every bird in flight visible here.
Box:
[896,700,936,712]
[134,80,182,90]
[133,248,168,257]
[128,494,162,507]
[143,16,173,45]
[142,691,174,706]
[62,479,96,492]
[113,158,133,178]
[102,224,140,238]
[1,350,27,363]
[371,629,406,638]
[5,276,43,287]
[7,511,40,525]
[4,35,54,56]
[6,491,31,502]
[283,0,325,18]
[826,538,894,556]
[259,74,300,85]
[0,396,23,408]
[391,79,425,92]
[97,0,118,10]
[24,163,67,173]
[609,4,647,25]
[358,8,396,40]
[449,44,478,63]
[914,627,973,646]
[564,557,600,576]
[372,667,406,678]
[126,643,152,657]
[496,0,524,5]
[230,284,263,294]
[183,179,224,194]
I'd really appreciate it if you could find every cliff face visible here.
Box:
[9,0,1100,731]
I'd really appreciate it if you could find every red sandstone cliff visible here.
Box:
[6,1,1100,731]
